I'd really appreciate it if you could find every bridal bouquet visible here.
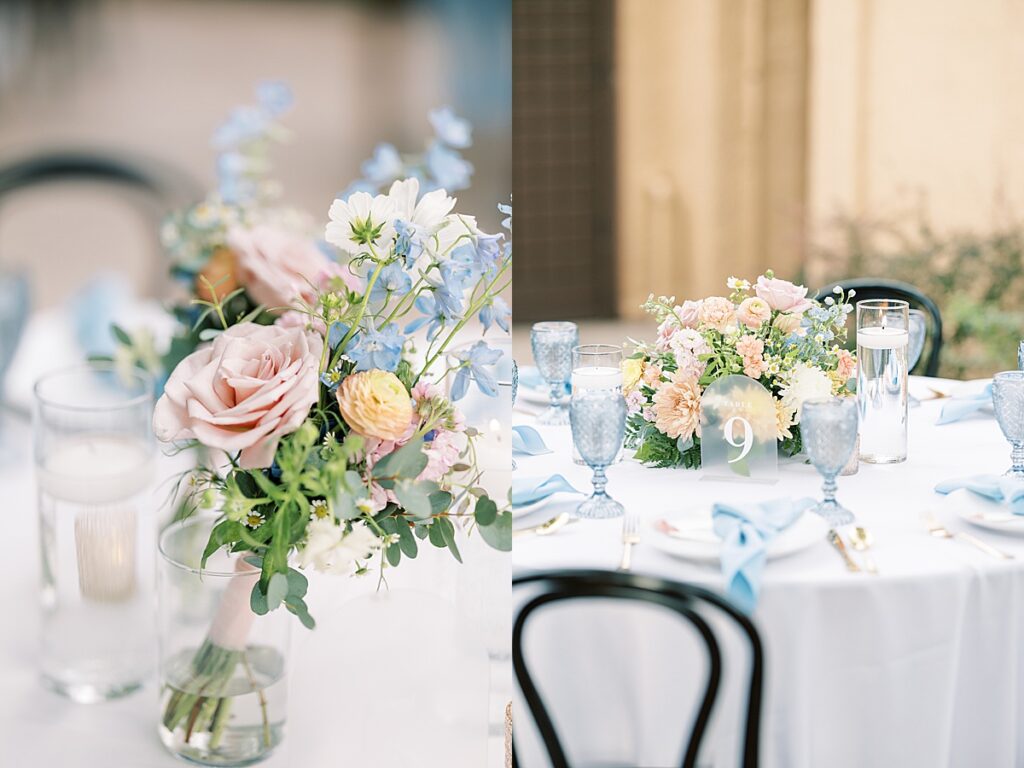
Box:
[624,272,856,468]
[147,84,511,749]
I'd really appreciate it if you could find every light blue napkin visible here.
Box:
[518,365,571,397]
[70,273,132,357]
[937,384,993,425]
[711,497,816,613]
[512,474,580,507]
[512,425,552,456]
[934,475,1024,515]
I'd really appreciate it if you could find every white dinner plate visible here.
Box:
[941,488,1024,535]
[647,506,828,564]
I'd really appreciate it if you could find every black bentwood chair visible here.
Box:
[512,570,764,768]
[815,277,944,377]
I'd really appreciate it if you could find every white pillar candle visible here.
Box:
[571,365,623,391]
[856,327,909,349]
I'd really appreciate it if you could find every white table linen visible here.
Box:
[513,378,1024,768]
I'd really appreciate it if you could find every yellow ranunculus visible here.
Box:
[621,358,644,392]
[337,370,413,442]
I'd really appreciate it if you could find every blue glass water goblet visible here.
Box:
[801,398,859,527]
[570,388,626,519]
[530,321,577,425]
[993,371,1024,478]
[511,359,519,470]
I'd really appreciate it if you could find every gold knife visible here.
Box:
[828,530,862,573]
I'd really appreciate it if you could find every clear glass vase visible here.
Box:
[34,362,156,702]
[157,515,291,766]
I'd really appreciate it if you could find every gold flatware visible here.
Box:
[513,512,573,538]
[848,526,879,575]
[619,511,641,571]
[925,387,951,400]
[827,530,861,573]
[924,516,1014,560]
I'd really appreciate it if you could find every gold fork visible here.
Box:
[619,511,641,571]
[924,515,1014,560]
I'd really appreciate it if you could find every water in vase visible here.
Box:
[857,327,909,463]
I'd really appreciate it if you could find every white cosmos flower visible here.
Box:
[296,518,381,575]
[387,178,456,235]
[325,191,396,256]
[780,363,833,422]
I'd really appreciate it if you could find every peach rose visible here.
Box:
[337,370,414,442]
[754,275,813,314]
[836,349,857,381]
[736,297,772,329]
[153,322,322,469]
[698,296,737,333]
[227,224,359,310]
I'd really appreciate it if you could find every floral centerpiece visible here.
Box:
[624,272,856,468]
[140,84,511,756]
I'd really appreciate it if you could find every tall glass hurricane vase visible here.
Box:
[992,371,1024,478]
[530,322,578,425]
[856,299,909,464]
[570,388,627,519]
[34,362,156,702]
[158,516,291,766]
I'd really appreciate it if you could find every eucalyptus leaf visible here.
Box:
[250,582,269,615]
[429,491,454,515]
[395,521,418,558]
[386,544,402,567]
[478,510,512,552]
[372,442,428,480]
[286,568,308,599]
[474,496,498,526]
[394,482,433,520]
[437,516,462,563]
[266,572,288,611]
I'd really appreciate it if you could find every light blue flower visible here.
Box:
[498,200,512,231]
[394,219,422,268]
[426,260,472,319]
[349,322,405,372]
[450,341,503,400]
[404,294,446,340]
[328,322,355,350]
[425,141,473,191]
[256,80,293,116]
[429,106,472,149]
[213,106,267,149]
[370,261,412,303]
[479,296,510,333]
[360,143,404,186]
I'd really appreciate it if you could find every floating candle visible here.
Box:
[856,326,909,350]
[571,365,623,392]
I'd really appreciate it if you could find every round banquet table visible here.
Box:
[512,377,1024,768]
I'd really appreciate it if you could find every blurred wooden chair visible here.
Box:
[815,277,944,377]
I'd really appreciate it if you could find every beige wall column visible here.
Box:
[615,0,810,318]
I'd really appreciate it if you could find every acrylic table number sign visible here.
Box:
[699,375,779,483]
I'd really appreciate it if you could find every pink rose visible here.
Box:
[655,318,677,352]
[676,300,703,329]
[736,297,772,329]
[153,322,322,469]
[698,296,737,333]
[228,224,359,310]
[754,275,812,314]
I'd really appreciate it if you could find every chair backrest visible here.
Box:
[513,569,763,768]
[815,277,944,376]
[0,150,203,296]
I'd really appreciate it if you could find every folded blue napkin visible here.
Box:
[512,425,552,456]
[937,384,993,425]
[512,474,580,507]
[711,497,815,613]
[518,365,571,397]
[934,475,1024,515]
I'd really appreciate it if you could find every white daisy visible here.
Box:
[325,191,396,256]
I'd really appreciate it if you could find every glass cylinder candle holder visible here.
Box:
[571,344,623,465]
[158,515,291,766]
[33,362,156,702]
[856,299,909,464]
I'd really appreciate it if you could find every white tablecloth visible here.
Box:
[513,378,1024,768]
[0,417,510,768]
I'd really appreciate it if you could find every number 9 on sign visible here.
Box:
[722,416,753,463]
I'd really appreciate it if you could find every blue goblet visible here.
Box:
[530,321,578,425]
[570,388,626,519]
[511,359,519,470]
[993,371,1024,478]
[801,398,859,527]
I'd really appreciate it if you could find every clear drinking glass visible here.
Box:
[571,344,624,465]
[570,388,627,519]
[530,321,578,425]
[856,299,909,464]
[992,371,1024,478]
[158,515,291,766]
[801,398,859,527]
[34,362,156,701]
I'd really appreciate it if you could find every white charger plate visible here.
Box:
[647,506,828,564]
[941,487,1024,535]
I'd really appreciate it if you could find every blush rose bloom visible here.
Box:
[698,296,737,333]
[676,300,703,329]
[754,275,813,314]
[836,349,857,381]
[153,322,322,469]
[736,297,772,329]
[227,224,359,310]
[337,370,414,442]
